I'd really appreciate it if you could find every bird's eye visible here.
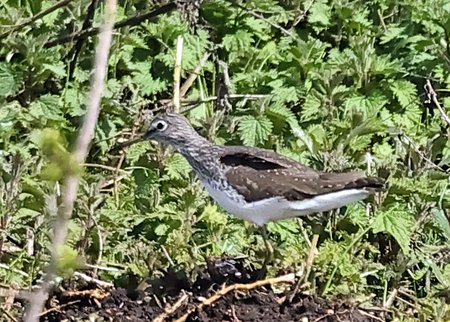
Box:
[155,121,168,131]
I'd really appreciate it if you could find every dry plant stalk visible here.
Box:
[180,51,211,97]
[172,35,184,113]
[424,79,450,127]
[22,0,117,321]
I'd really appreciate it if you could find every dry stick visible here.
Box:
[424,79,450,127]
[246,9,296,38]
[0,0,73,39]
[173,35,184,113]
[36,300,81,317]
[152,292,189,322]
[159,94,270,113]
[174,273,295,322]
[73,271,113,288]
[23,1,117,321]
[45,2,176,48]
[180,51,211,97]
[0,306,19,322]
[288,234,319,302]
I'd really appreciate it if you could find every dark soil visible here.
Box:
[39,256,387,322]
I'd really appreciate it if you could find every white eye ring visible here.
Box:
[154,120,168,131]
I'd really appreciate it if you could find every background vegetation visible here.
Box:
[1,0,450,320]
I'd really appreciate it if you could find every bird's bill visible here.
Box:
[112,136,145,151]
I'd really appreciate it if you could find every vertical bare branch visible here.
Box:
[173,35,184,113]
[22,0,117,320]
[424,79,450,127]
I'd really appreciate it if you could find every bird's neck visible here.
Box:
[174,135,220,181]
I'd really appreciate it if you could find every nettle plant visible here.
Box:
[0,0,450,319]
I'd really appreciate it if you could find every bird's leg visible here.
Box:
[260,225,274,272]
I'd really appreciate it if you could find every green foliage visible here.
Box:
[371,206,415,254]
[1,0,450,320]
[238,115,273,146]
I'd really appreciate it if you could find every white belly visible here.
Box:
[201,181,370,226]
[202,181,289,226]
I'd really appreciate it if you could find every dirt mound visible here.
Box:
[39,257,385,322]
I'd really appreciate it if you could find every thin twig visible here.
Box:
[357,309,385,322]
[377,10,387,32]
[23,1,117,321]
[0,263,29,277]
[45,2,176,48]
[152,291,189,322]
[158,94,270,112]
[37,300,81,317]
[304,234,319,282]
[424,79,450,127]
[0,0,73,39]
[73,271,114,288]
[84,263,122,272]
[172,35,184,113]
[383,288,397,309]
[0,306,19,322]
[83,163,130,173]
[399,132,446,172]
[244,8,296,38]
[174,273,295,322]
[289,234,319,302]
[180,51,211,97]
[67,0,99,79]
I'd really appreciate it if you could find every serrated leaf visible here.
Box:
[165,154,191,180]
[30,95,64,121]
[132,65,167,96]
[238,115,273,146]
[371,207,414,254]
[267,103,296,123]
[199,204,227,225]
[43,63,67,77]
[301,92,323,122]
[309,0,331,26]
[389,80,418,109]
[380,26,406,44]
[0,63,19,97]
[431,208,450,241]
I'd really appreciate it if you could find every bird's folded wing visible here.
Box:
[220,150,384,203]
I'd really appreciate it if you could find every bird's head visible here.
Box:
[144,112,204,150]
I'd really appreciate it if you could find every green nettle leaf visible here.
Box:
[30,95,64,121]
[380,25,407,44]
[300,92,323,122]
[165,154,191,180]
[0,63,19,97]
[308,0,331,26]
[43,62,67,78]
[199,204,227,225]
[238,115,273,146]
[431,208,450,241]
[371,207,415,254]
[132,67,167,96]
[389,80,418,109]
[267,103,296,123]
[222,30,255,53]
